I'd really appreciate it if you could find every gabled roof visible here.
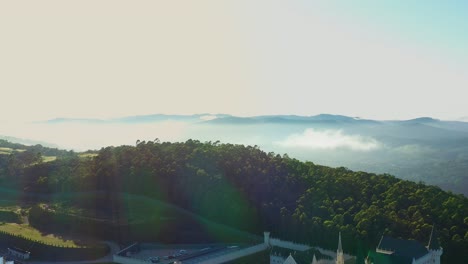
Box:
[283,254,298,264]
[270,246,332,264]
[377,236,428,259]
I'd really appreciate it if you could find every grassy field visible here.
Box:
[0,147,25,153]
[0,147,56,163]
[44,192,260,243]
[0,187,260,246]
[0,148,11,155]
[78,153,98,158]
[0,147,18,155]
[42,155,57,162]
[0,223,81,247]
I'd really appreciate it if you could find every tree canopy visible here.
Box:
[0,140,466,262]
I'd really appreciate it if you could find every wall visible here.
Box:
[195,244,268,264]
[269,237,311,251]
[414,251,438,264]
[315,259,334,264]
[313,247,354,261]
[113,255,146,264]
[270,254,285,264]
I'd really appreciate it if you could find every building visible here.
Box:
[7,247,30,260]
[336,232,344,264]
[269,233,353,264]
[0,256,16,264]
[270,250,334,264]
[365,226,442,264]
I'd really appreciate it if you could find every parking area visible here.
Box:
[179,246,241,264]
[121,244,245,264]
[0,247,25,264]
[129,247,195,262]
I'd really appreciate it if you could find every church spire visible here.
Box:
[338,232,343,253]
[312,254,317,264]
[427,225,440,250]
[336,232,344,264]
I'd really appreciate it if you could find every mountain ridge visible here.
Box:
[41,113,464,125]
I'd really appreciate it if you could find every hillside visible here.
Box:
[5,114,468,196]
[0,140,466,262]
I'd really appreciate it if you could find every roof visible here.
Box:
[283,254,298,264]
[338,232,343,252]
[270,246,332,264]
[377,236,428,259]
[8,247,30,254]
[367,250,414,264]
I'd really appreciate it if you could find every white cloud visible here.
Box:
[0,121,190,151]
[275,129,381,151]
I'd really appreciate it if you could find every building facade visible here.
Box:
[269,233,347,264]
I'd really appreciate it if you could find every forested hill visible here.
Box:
[0,140,467,262]
[0,139,74,157]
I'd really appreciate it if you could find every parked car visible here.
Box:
[147,256,160,263]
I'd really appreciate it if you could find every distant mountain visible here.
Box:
[45,118,106,124]
[43,114,232,124]
[204,114,379,125]
[398,117,439,124]
[12,113,468,196]
[0,135,59,148]
[46,114,458,126]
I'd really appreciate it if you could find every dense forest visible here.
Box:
[0,140,467,263]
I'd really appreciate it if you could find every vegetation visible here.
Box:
[27,195,259,244]
[0,209,21,223]
[0,139,73,157]
[0,139,467,262]
[0,223,80,247]
[0,223,108,261]
[0,147,22,155]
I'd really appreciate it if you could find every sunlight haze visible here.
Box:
[1,0,467,122]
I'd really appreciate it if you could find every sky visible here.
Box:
[1,0,467,122]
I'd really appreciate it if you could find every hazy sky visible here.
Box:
[1,0,467,122]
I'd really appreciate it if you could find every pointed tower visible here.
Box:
[312,254,318,264]
[426,225,443,264]
[336,232,345,264]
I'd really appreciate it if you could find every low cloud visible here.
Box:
[392,144,434,155]
[275,129,381,151]
[0,121,190,151]
[199,115,218,121]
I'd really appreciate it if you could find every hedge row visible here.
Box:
[0,230,109,261]
[0,210,20,223]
